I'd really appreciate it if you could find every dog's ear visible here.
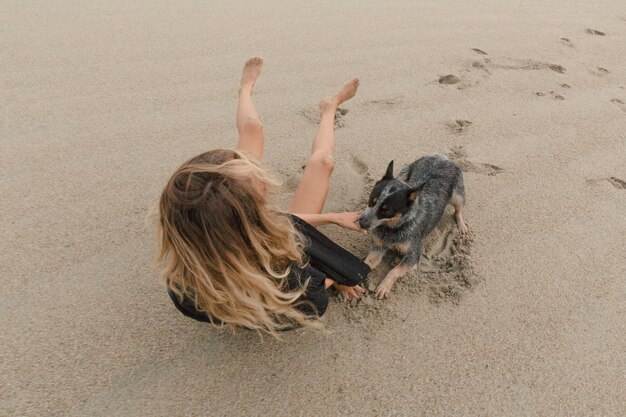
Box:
[407,184,424,203]
[382,160,394,180]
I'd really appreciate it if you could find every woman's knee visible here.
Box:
[308,152,335,175]
[239,116,263,135]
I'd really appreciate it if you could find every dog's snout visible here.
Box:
[358,216,369,230]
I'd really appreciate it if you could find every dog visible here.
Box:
[359,155,469,299]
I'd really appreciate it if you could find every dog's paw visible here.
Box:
[374,279,394,299]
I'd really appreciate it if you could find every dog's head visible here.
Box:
[359,161,423,230]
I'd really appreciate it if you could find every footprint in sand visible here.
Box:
[587,177,626,190]
[547,64,567,74]
[448,146,504,176]
[560,37,576,48]
[350,154,377,199]
[362,96,404,109]
[460,56,567,89]
[349,154,370,176]
[585,28,606,36]
[348,153,374,184]
[471,48,488,55]
[297,108,320,125]
[486,57,566,73]
[590,67,610,77]
[439,74,461,85]
[437,72,481,90]
[297,107,349,128]
[535,91,565,100]
[608,177,626,189]
[535,83,569,100]
[610,98,626,113]
[280,165,304,194]
[471,60,492,74]
[446,119,473,134]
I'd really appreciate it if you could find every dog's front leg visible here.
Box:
[364,247,386,270]
[364,235,386,270]
[375,246,421,299]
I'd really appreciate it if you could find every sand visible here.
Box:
[2,1,625,416]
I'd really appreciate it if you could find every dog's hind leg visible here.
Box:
[450,180,469,235]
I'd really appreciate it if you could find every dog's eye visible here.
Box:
[381,204,388,211]
[372,197,378,204]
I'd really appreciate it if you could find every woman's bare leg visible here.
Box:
[288,78,360,214]
[236,57,265,161]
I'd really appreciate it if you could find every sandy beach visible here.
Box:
[2,1,625,416]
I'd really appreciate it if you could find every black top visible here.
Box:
[168,261,329,324]
[167,215,370,326]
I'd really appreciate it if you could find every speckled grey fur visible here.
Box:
[360,154,465,269]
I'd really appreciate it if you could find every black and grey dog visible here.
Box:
[359,155,469,299]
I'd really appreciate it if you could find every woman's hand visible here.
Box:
[333,212,365,232]
[332,283,366,301]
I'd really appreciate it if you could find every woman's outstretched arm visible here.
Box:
[236,57,265,161]
[291,212,364,232]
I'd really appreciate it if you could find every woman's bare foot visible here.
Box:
[320,78,360,111]
[240,57,263,92]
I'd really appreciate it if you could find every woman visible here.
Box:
[156,57,368,335]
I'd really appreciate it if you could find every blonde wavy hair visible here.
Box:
[155,149,321,335]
